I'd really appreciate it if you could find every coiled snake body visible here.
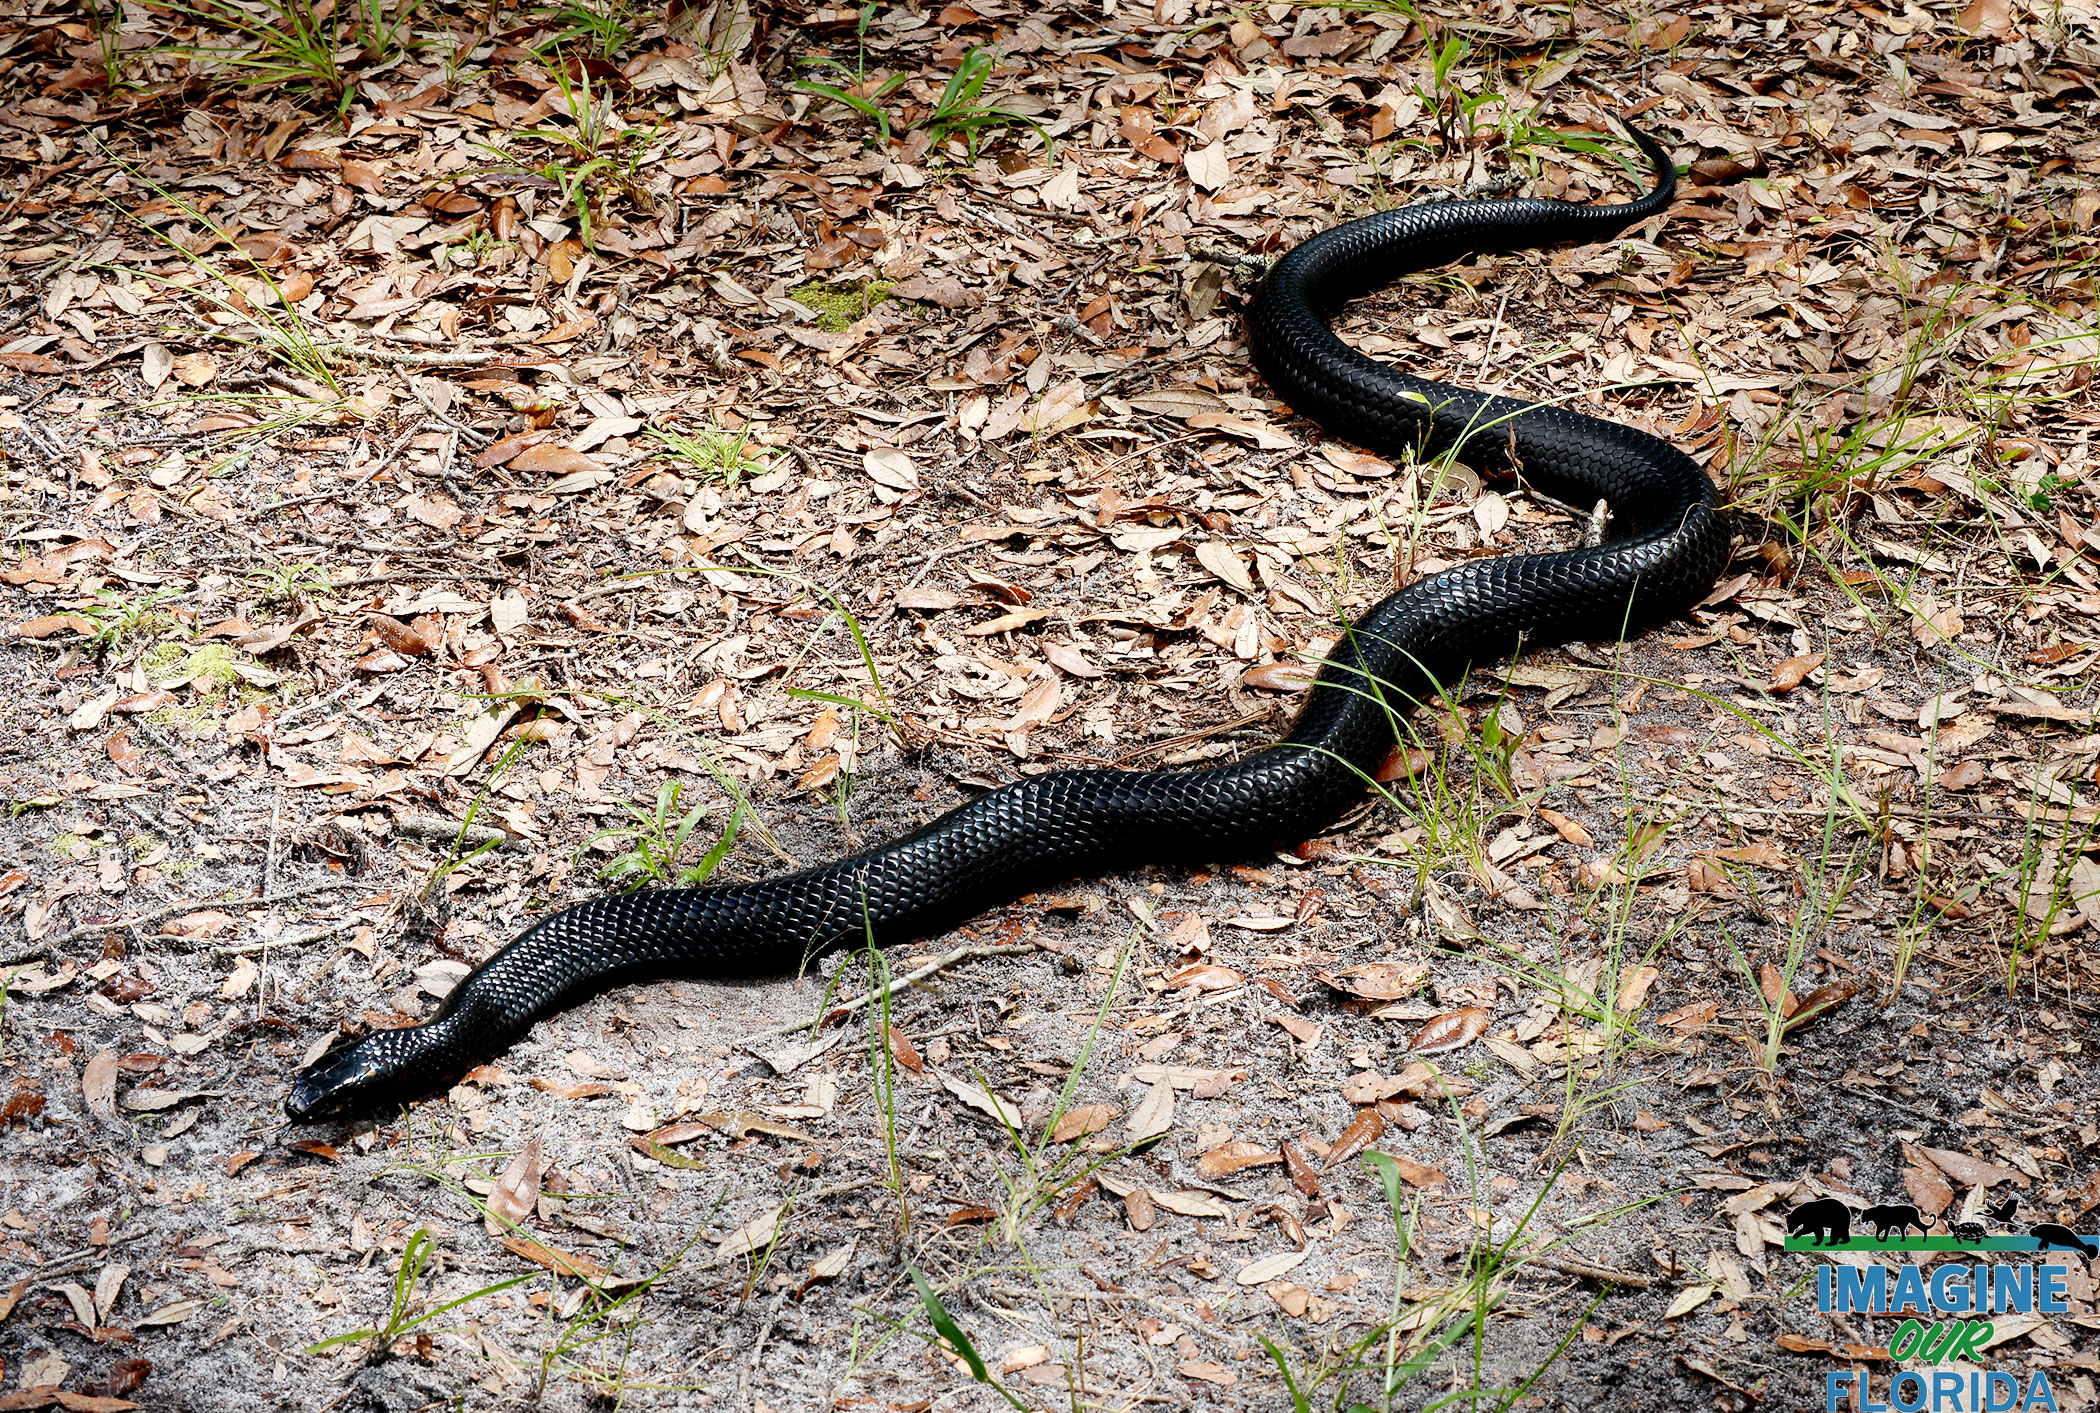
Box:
[288,119,1726,1121]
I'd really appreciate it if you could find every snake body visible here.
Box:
[287,119,1727,1121]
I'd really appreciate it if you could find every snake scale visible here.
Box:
[287,116,1727,1121]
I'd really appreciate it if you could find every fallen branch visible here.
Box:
[739,941,1040,1046]
[388,815,532,852]
[1521,1251,1657,1290]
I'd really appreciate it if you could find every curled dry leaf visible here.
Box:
[1409,1006,1490,1055]
[1240,660,1318,692]
[1324,1108,1384,1170]
[1768,651,1825,692]
[1164,963,1242,991]
[1196,1141,1281,1180]
[1281,1141,1320,1197]
[1782,981,1857,1035]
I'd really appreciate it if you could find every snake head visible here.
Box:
[284,1032,401,1122]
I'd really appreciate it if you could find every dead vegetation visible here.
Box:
[0,0,2097,1407]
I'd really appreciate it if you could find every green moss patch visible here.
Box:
[789,278,896,332]
[144,641,242,694]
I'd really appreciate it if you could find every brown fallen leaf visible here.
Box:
[485,1135,546,1235]
[1408,1006,1490,1055]
[1126,1075,1175,1142]
[1938,760,1985,790]
[1535,807,1594,846]
[11,615,96,640]
[885,1024,923,1074]
[511,444,603,476]
[1239,661,1318,692]
[1164,963,1242,991]
[1123,1187,1156,1231]
[1767,652,1825,693]
[1316,962,1428,1001]
[1757,964,1798,1017]
[500,1235,606,1281]
[82,1050,120,1126]
[1049,1103,1119,1143]
[1196,1141,1282,1180]
[1371,1149,1447,1189]
[1903,1162,1956,1219]
[1708,841,1790,870]
[1782,981,1856,1035]
[1324,1108,1384,1170]
[1280,1141,1320,1197]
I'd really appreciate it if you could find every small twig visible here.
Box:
[388,815,531,852]
[8,1225,159,1282]
[32,879,364,952]
[129,719,217,801]
[209,918,361,956]
[271,680,358,730]
[1521,1252,1657,1290]
[264,790,284,899]
[1112,710,1273,766]
[248,417,426,517]
[738,942,1040,1047]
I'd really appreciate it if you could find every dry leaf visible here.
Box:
[1324,1108,1384,1169]
[1407,1007,1490,1055]
[1152,1189,1230,1219]
[1768,652,1825,693]
[485,1135,546,1234]
[82,1050,120,1126]
[1194,541,1255,595]
[1235,1250,1307,1286]
[937,1070,1021,1128]
[1197,1141,1280,1179]
[1126,1075,1176,1142]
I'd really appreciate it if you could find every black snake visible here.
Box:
[287,117,1727,1120]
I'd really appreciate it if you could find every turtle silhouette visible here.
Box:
[2029,1223,2098,1258]
[1949,1220,1986,1245]
[1786,1198,1853,1247]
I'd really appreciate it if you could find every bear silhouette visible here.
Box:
[2029,1223,2098,1258]
[1949,1220,1986,1244]
[1787,1197,1853,1247]
[1860,1204,1935,1242]
[1985,1197,2019,1224]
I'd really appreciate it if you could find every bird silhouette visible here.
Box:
[1985,1197,2019,1224]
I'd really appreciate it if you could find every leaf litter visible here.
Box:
[0,0,2097,1407]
